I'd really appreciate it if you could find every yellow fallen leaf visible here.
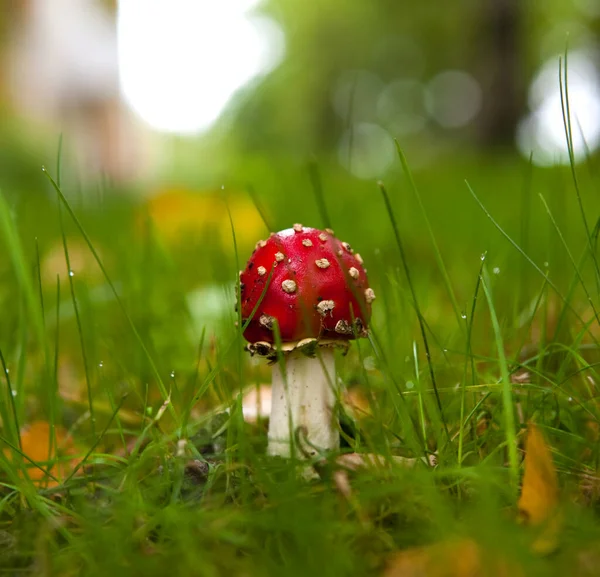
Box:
[517,422,561,554]
[142,187,264,249]
[383,423,560,576]
[4,421,79,487]
[384,538,519,577]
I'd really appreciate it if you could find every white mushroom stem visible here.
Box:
[268,347,339,458]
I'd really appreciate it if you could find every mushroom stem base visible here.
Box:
[268,348,339,458]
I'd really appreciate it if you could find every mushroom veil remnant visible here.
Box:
[239,225,375,458]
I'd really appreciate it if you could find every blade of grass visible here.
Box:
[53,274,61,414]
[466,180,599,345]
[63,394,127,484]
[413,341,427,443]
[56,134,63,187]
[58,206,95,437]
[35,237,58,464]
[14,293,27,432]
[0,348,20,450]
[480,265,519,493]
[516,152,534,314]
[559,54,600,295]
[50,135,64,459]
[378,180,449,441]
[395,143,463,333]
[246,184,274,233]
[553,241,595,352]
[0,189,52,437]
[0,436,59,484]
[100,361,127,454]
[538,191,598,319]
[367,325,426,457]
[0,190,46,351]
[223,192,247,468]
[190,264,276,408]
[179,328,207,438]
[43,169,175,418]
[458,254,485,466]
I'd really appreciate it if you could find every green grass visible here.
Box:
[1,137,600,576]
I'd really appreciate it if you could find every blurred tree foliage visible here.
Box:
[229,0,595,156]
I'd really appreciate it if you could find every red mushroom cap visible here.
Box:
[239,225,375,345]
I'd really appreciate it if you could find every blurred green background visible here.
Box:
[1,2,600,575]
[0,0,599,414]
[1,0,600,418]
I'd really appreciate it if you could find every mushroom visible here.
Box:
[239,225,375,458]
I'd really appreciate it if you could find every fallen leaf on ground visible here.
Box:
[517,422,561,554]
[383,423,561,576]
[142,187,264,248]
[384,538,519,577]
[4,421,79,487]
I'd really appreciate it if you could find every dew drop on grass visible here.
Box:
[493,267,500,274]
[405,380,414,389]
[544,261,549,267]
[98,361,104,368]
[568,397,573,402]
[461,312,467,319]
[170,371,175,378]
[480,253,486,261]
[69,270,74,277]
[11,390,17,397]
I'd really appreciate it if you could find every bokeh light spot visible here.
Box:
[517,50,600,166]
[425,70,482,129]
[377,79,427,136]
[117,0,284,135]
[338,123,395,179]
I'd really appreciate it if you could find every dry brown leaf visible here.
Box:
[384,538,519,577]
[517,422,561,554]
